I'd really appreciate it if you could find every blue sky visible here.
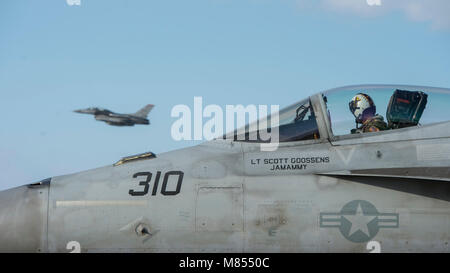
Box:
[0,0,449,190]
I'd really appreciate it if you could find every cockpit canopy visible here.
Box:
[230,84,450,143]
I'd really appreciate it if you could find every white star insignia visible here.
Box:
[343,202,376,237]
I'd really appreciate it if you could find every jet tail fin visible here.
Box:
[134,104,154,118]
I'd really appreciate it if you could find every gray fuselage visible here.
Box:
[1,86,449,252]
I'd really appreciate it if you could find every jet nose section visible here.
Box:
[0,180,50,252]
[74,108,95,114]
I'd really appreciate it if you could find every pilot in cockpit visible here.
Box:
[349,93,388,134]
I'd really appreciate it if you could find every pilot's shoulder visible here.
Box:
[370,115,389,130]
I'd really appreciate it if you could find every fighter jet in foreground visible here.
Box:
[74,104,154,126]
[0,84,449,252]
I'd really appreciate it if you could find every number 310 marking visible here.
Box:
[129,171,184,197]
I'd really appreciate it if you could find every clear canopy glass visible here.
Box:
[229,98,320,143]
[225,84,450,143]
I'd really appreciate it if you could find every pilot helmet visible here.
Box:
[349,93,376,123]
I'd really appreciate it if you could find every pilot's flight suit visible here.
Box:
[352,115,388,134]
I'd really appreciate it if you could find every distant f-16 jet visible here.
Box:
[74,104,154,126]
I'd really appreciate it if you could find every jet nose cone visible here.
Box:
[0,182,49,252]
[74,108,97,114]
